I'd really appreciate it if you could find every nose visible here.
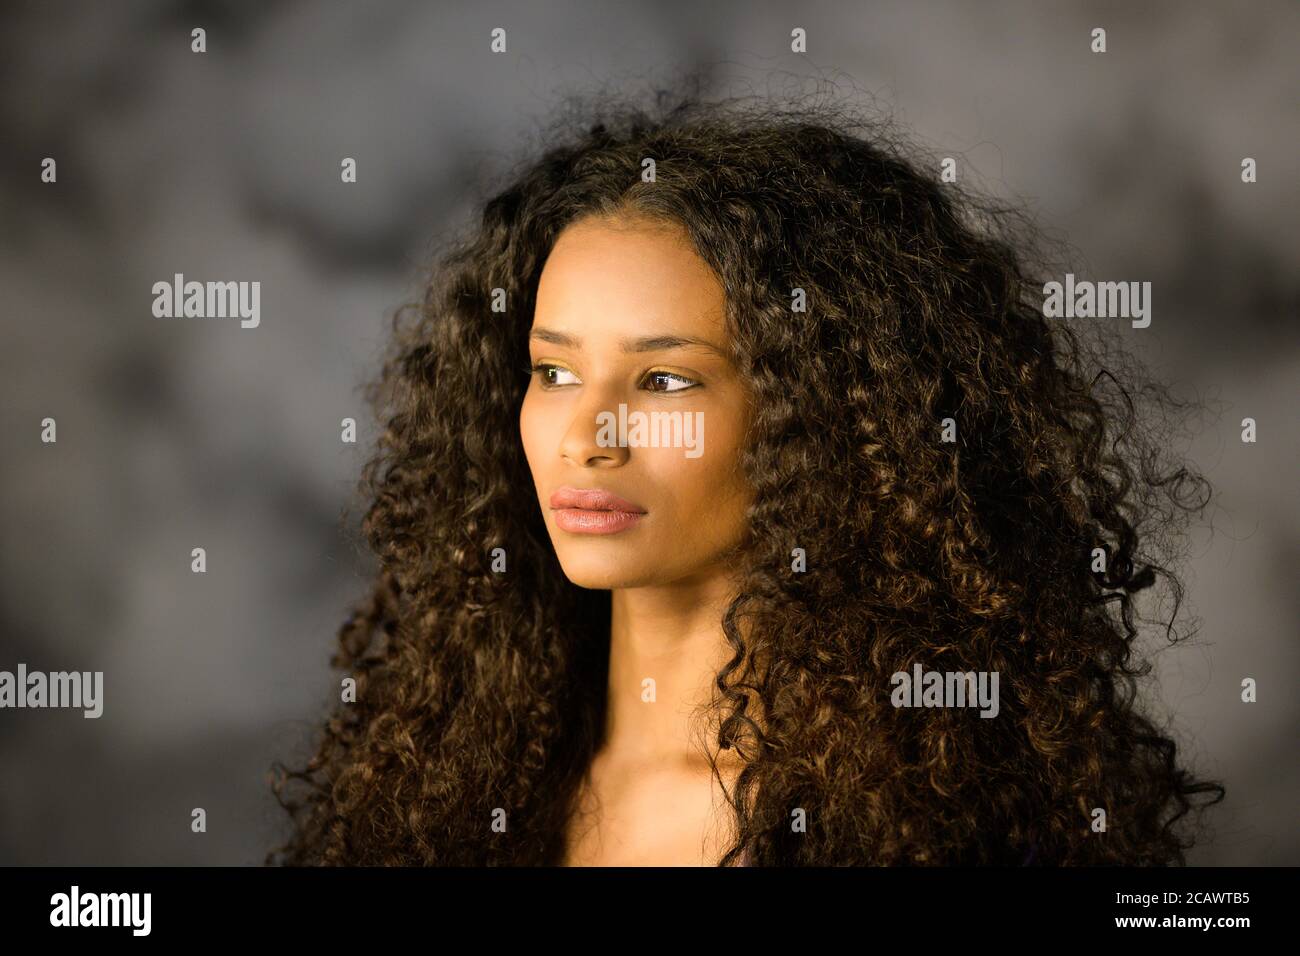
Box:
[559,394,629,468]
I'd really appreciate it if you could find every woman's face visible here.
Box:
[519,213,754,590]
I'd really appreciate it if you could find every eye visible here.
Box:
[642,370,699,393]
[529,362,581,388]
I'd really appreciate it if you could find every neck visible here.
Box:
[602,567,741,765]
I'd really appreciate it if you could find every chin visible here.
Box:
[553,551,661,590]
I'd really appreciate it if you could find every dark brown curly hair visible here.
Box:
[267,87,1225,866]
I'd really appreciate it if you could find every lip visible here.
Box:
[549,485,648,535]
[549,486,647,512]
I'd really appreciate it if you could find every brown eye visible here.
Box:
[643,371,698,392]
[532,363,580,387]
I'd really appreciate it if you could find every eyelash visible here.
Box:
[524,362,700,393]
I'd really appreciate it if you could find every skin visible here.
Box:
[518,212,756,865]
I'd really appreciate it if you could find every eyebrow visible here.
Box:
[529,327,729,357]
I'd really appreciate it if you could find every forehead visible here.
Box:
[533,214,726,342]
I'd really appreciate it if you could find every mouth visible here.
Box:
[549,486,648,535]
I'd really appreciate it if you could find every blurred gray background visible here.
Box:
[0,0,1295,865]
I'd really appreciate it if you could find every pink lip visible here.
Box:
[549,486,647,535]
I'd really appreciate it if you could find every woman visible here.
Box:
[268,93,1224,866]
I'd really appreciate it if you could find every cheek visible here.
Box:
[703,414,754,534]
[518,391,549,475]
[651,414,751,527]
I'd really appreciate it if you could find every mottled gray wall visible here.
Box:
[0,0,1295,865]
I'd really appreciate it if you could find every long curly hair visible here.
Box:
[267,88,1225,866]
